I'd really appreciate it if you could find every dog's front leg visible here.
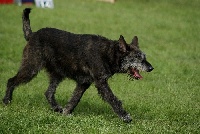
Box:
[63,83,91,115]
[95,78,132,123]
[45,78,63,113]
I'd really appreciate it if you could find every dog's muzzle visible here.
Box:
[143,60,154,72]
[129,60,154,80]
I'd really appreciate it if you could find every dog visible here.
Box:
[3,8,154,123]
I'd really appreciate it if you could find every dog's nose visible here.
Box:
[147,66,154,72]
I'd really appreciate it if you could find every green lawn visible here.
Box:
[0,0,199,133]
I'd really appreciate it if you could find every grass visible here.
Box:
[0,0,199,133]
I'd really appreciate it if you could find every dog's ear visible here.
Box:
[118,35,127,53]
[131,36,139,47]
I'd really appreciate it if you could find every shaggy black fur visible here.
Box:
[3,8,154,123]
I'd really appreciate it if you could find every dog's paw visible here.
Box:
[52,105,63,113]
[2,98,11,105]
[121,114,132,123]
[62,108,71,115]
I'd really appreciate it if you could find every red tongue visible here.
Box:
[132,68,143,79]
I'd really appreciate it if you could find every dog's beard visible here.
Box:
[121,61,144,80]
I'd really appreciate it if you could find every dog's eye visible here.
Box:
[135,53,141,58]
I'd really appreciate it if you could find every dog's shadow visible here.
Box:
[71,101,155,123]
[74,100,113,115]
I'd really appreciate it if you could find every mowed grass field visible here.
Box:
[0,0,199,133]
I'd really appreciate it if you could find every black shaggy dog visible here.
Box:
[3,8,154,123]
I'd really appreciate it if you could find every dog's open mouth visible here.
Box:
[129,68,143,80]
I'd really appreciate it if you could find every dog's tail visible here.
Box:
[22,8,32,41]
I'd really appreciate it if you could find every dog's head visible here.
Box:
[118,35,154,80]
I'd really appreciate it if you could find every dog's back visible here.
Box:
[26,26,119,82]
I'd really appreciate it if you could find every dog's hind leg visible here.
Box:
[63,82,91,115]
[95,78,132,123]
[3,45,43,105]
[3,62,42,105]
[45,75,63,113]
